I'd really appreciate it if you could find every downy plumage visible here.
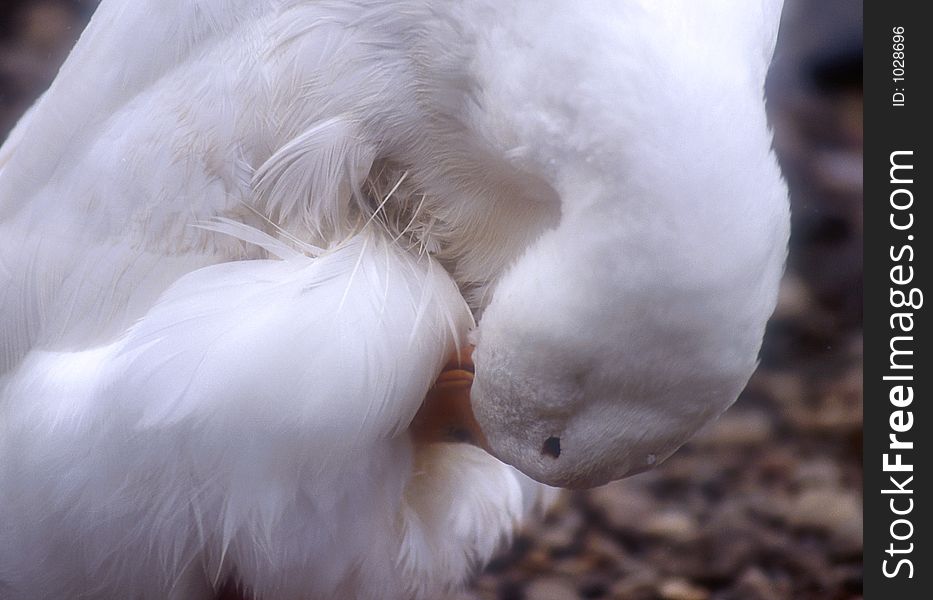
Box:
[0,1,789,598]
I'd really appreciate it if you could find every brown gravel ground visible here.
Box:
[0,2,864,599]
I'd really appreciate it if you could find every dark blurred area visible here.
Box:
[0,1,97,134]
[0,1,864,599]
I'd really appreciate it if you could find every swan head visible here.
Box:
[469,165,789,489]
[457,1,789,488]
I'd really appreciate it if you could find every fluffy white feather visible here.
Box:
[0,228,547,599]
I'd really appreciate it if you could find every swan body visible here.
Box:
[0,1,788,598]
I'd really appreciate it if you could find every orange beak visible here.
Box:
[410,347,489,451]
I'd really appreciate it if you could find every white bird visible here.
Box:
[0,1,789,599]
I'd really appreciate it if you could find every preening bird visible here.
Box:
[0,1,789,599]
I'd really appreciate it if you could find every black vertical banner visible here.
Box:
[864,2,931,598]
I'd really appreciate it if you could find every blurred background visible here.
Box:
[0,1,863,599]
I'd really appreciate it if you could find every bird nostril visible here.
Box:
[541,436,561,459]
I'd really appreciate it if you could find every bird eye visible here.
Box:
[541,436,561,459]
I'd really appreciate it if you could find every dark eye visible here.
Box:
[541,436,561,459]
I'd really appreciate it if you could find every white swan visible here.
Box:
[0,1,789,599]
